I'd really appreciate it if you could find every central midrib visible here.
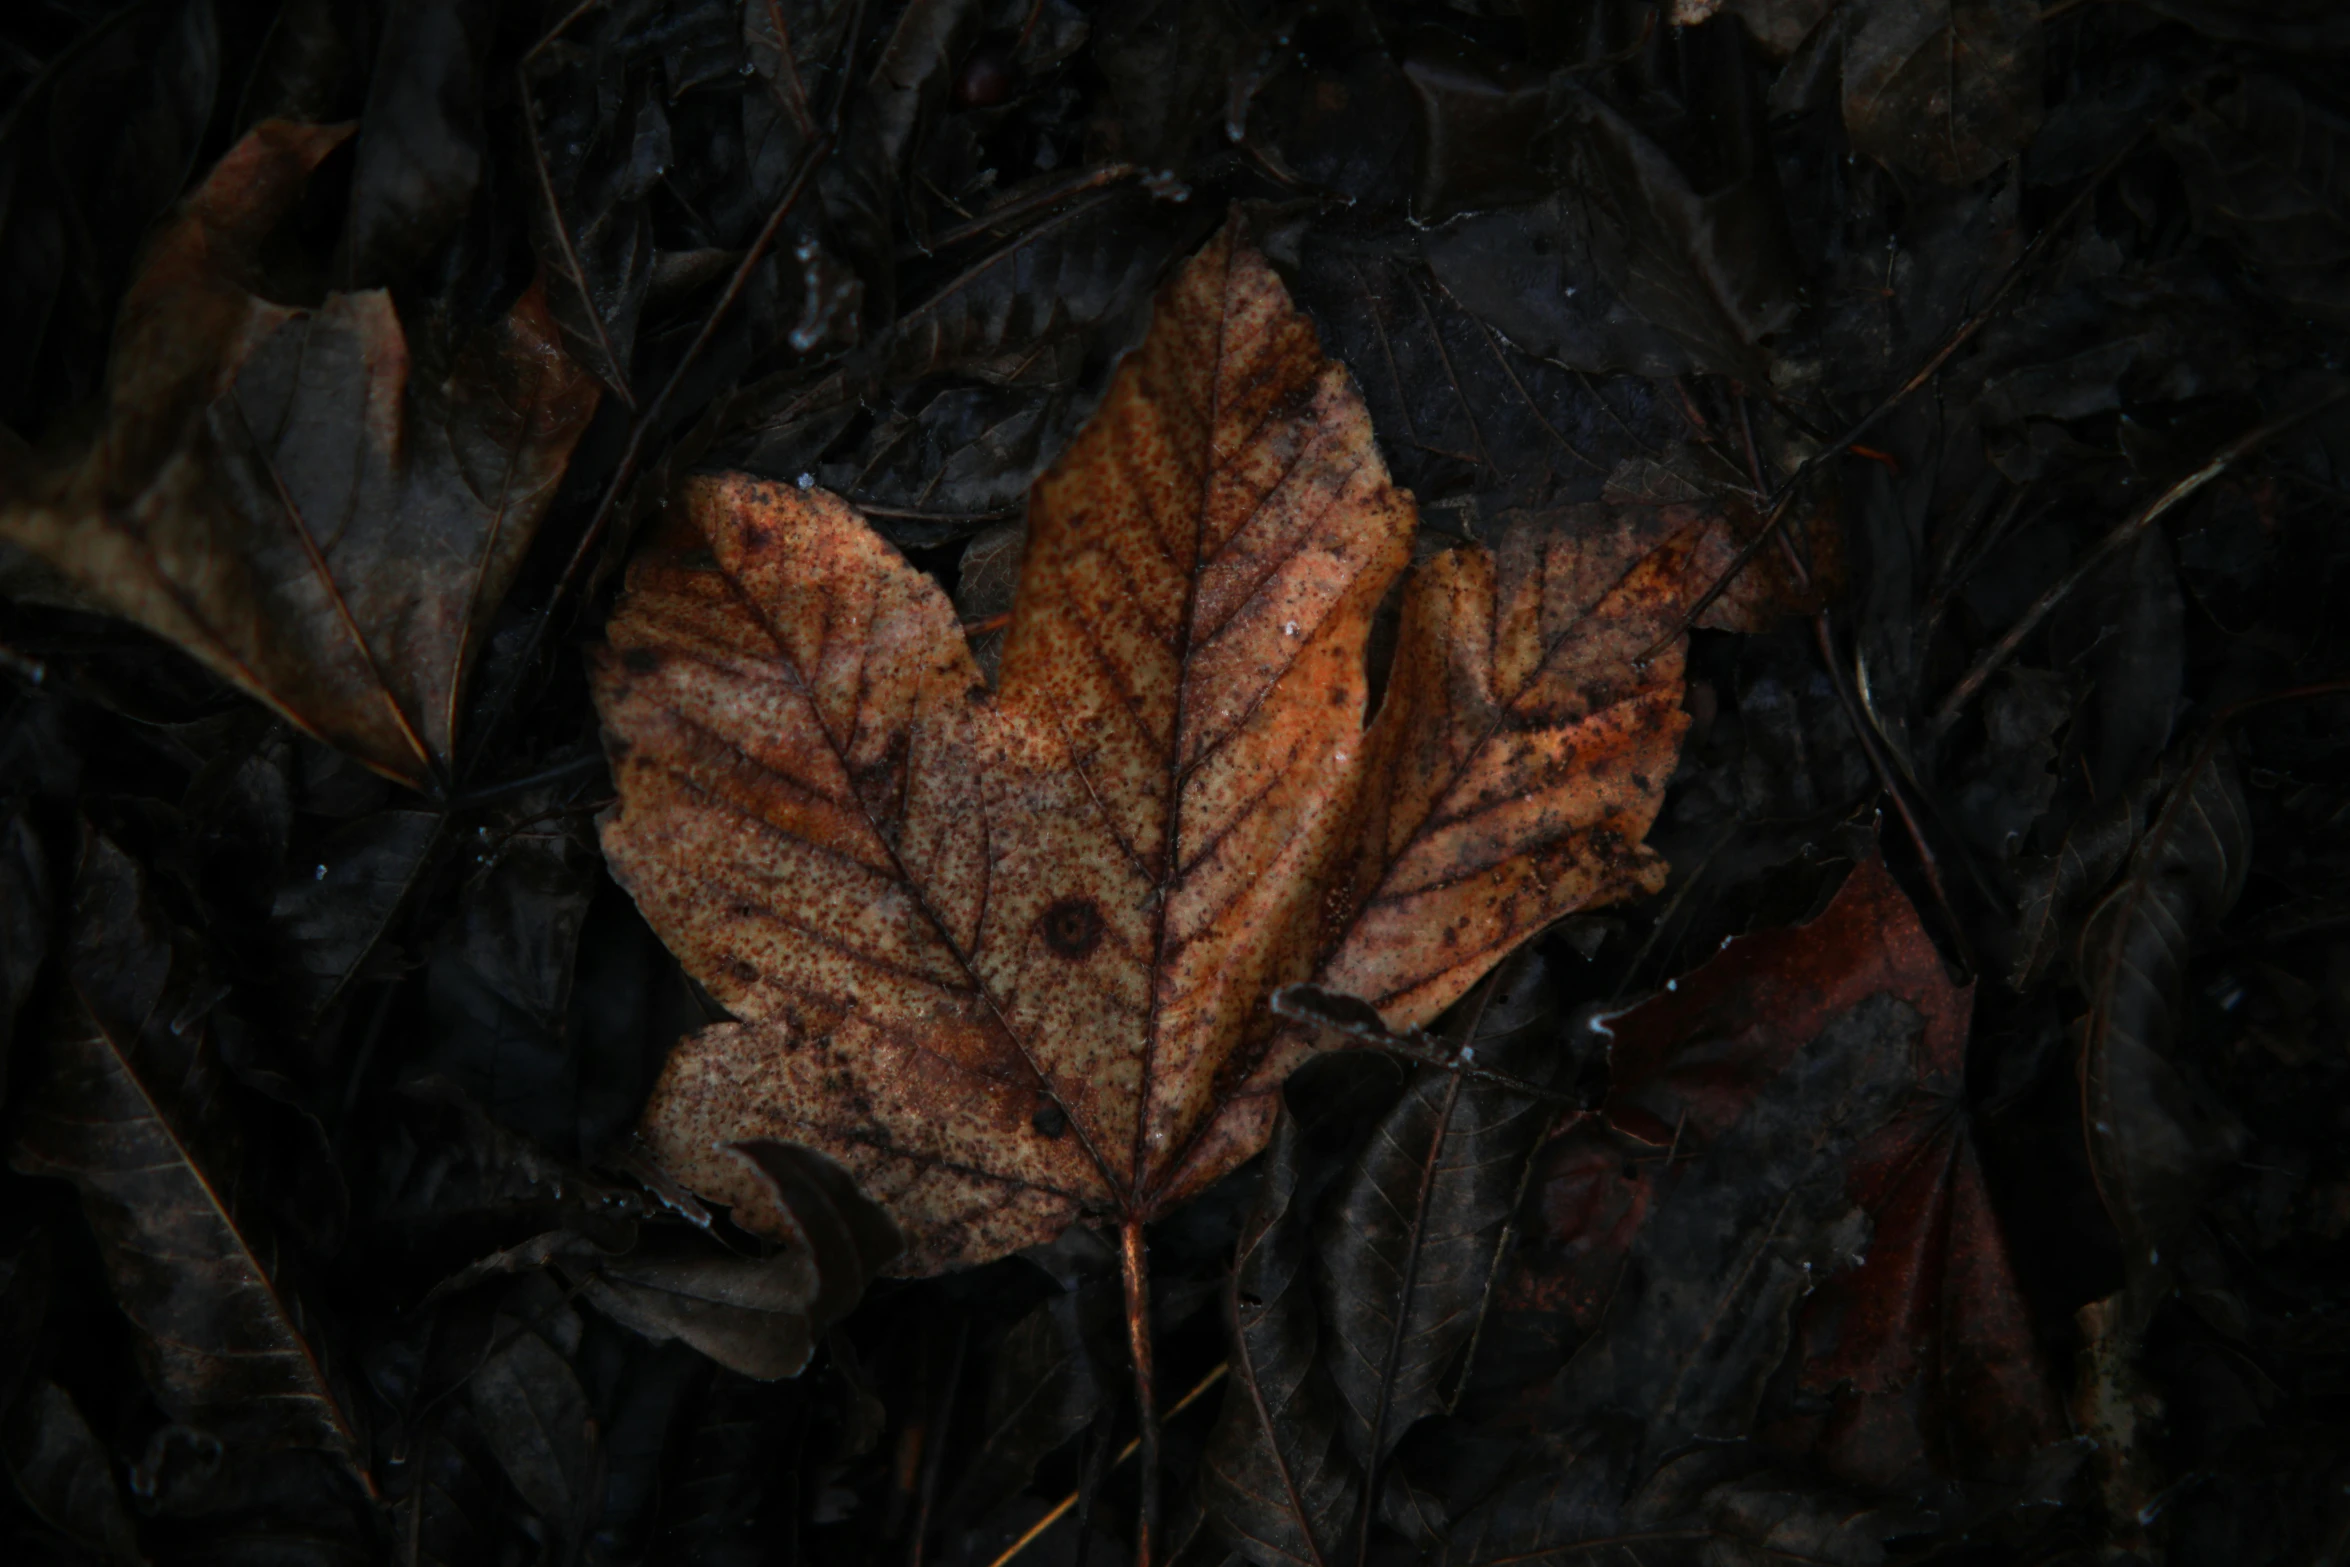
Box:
[1131,246,1235,1212]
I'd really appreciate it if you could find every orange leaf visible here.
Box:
[593,218,1726,1272]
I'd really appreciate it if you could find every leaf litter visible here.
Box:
[2,2,2349,1564]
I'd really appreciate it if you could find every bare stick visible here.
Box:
[1929,391,2348,738]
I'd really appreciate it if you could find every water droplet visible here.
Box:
[1665,978,1677,992]
[1283,620,1298,636]
[796,472,815,489]
[314,863,328,881]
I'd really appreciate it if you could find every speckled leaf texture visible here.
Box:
[592,218,1720,1273]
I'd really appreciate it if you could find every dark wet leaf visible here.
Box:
[2135,0,2350,49]
[1590,856,2065,1486]
[1198,1109,1362,1567]
[648,1368,789,1564]
[1843,0,2043,188]
[0,121,602,789]
[1965,269,2264,483]
[1287,229,1684,518]
[0,0,220,429]
[741,190,1177,543]
[728,1140,903,1327]
[372,1076,647,1242]
[522,2,675,398]
[344,0,488,287]
[1318,951,1560,1469]
[2077,740,2252,1282]
[820,0,985,323]
[2009,771,2162,989]
[390,1404,506,1567]
[1950,667,2069,870]
[944,1287,1111,1527]
[267,808,442,1027]
[470,1315,595,1545]
[2166,74,2350,331]
[0,807,48,1095]
[1559,20,1803,379]
[8,828,369,1485]
[565,1229,822,1382]
[1421,201,1697,381]
[1437,1444,1914,1567]
[1560,993,1907,1465]
[0,1235,49,1428]
[419,814,605,1155]
[1091,0,1248,173]
[2063,527,2182,802]
[1403,33,1553,223]
[3,1379,144,1566]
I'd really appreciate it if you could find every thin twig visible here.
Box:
[1929,391,2349,738]
[896,164,1140,259]
[981,1364,1229,1567]
[1640,133,2155,662]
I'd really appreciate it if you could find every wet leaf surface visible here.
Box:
[596,220,1716,1272]
[4,1,2350,1561]
[9,828,371,1489]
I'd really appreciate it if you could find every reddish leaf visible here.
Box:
[1520,855,2064,1488]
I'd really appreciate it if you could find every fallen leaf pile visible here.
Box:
[5,4,2349,1561]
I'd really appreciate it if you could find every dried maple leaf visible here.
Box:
[592,219,1724,1287]
[0,120,600,791]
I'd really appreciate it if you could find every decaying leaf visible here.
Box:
[593,217,1726,1275]
[1200,951,1561,1564]
[1520,854,2064,1490]
[0,119,600,791]
[1843,0,2044,188]
[2076,740,2252,1282]
[9,827,370,1487]
[3,1378,146,1566]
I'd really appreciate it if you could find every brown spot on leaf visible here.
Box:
[1039,897,1105,960]
[596,218,1724,1274]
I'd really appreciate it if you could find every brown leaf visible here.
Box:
[0,119,600,791]
[591,217,1714,1273]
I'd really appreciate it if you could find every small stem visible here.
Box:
[1120,1220,1159,1567]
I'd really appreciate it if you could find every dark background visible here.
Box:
[2,0,2348,1563]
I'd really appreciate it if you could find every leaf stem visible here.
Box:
[1120,1219,1159,1567]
